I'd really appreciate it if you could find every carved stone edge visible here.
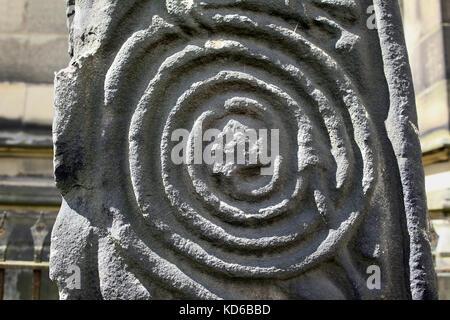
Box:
[375,0,438,300]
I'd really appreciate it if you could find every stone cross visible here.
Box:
[50,0,437,300]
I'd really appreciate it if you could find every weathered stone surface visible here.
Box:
[50,0,437,300]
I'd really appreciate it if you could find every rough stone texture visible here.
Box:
[50,0,437,300]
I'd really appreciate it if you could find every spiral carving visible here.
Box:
[104,0,377,288]
[48,0,438,300]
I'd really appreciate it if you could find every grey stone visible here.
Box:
[50,0,437,300]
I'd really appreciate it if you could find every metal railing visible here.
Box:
[0,260,49,300]
[0,212,49,300]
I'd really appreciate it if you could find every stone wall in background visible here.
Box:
[0,0,69,300]
[0,0,69,83]
[0,0,69,127]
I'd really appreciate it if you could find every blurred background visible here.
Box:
[0,0,449,300]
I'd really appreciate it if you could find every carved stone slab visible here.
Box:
[50,0,437,300]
